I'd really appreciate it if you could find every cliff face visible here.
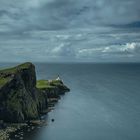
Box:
[0,62,69,123]
[0,63,44,122]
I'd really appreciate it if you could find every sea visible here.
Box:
[0,63,140,140]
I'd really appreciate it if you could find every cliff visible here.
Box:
[37,80,70,98]
[0,62,70,123]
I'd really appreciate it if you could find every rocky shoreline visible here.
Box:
[0,62,70,140]
[0,123,27,140]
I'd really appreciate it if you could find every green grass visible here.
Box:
[0,62,33,86]
[49,80,63,86]
[36,79,63,89]
[17,62,33,69]
[36,80,54,89]
[0,62,33,74]
[0,77,11,86]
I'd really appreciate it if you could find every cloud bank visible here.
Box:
[0,0,140,32]
[0,0,140,62]
[0,30,140,62]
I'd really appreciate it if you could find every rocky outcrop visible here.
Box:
[0,62,70,123]
[37,80,70,99]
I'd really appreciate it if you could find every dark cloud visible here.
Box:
[110,21,140,28]
[0,0,140,32]
[0,0,140,62]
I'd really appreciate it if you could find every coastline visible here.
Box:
[0,62,70,140]
[0,91,64,140]
[0,123,27,140]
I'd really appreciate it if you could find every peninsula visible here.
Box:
[0,62,70,139]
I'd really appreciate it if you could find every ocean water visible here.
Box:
[1,63,140,140]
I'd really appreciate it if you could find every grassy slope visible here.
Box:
[0,62,32,87]
[0,62,32,74]
[0,77,11,87]
[36,80,63,89]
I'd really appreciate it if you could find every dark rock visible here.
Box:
[51,119,55,122]
[0,120,6,128]
[0,63,47,122]
[0,62,70,123]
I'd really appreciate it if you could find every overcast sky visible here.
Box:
[0,0,140,62]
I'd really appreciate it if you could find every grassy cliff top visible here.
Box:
[36,80,53,89]
[36,80,63,89]
[0,62,34,87]
[0,62,33,74]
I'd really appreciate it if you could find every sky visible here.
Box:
[0,0,140,62]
